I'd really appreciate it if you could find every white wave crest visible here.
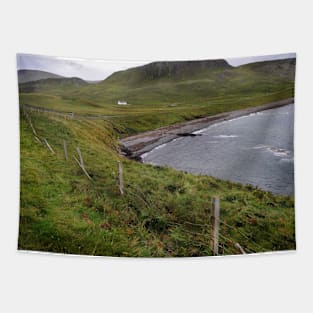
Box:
[280,157,294,163]
[213,135,238,138]
[154,143,167,150]
[267,147,291,157]
[251,144,269,150]
[141,143,168,159]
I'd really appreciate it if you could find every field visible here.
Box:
[18,58,296,256]
[19,59,295,135]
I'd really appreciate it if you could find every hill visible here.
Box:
[18,58,296,135]
[241,58,296,80]
[104,59,232,85]
[19,109,295,256]
[18,57,296,256]
[19,77,88,93]
[18,69,64,83]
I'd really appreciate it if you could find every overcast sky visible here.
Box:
[17,53,296,81]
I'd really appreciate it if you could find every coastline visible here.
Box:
[119,97,294,160]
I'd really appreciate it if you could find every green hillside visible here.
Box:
[18,69,64,83]
[19,58,295,135]
[19,110,295,256]
[19,77,87,93]
[18,58,296,256]
[103,59,232,84]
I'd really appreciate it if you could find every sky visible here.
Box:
[17,53,296,81]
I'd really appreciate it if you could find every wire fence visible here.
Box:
[21,106,267,256]
[21,103,126,120]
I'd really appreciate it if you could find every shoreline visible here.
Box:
[119,97,294,160]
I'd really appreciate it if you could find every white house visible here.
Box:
[117,100,128,105]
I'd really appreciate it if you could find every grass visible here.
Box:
[18,58,296,256]
[19,110,295,256]
[19,59,295,136]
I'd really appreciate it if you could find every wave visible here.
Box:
[141,143,168,159]
[251,144,269,150]
[154,143,167,150]
[193,126,215,134]
[267,147,291,157]
[280,157,294,163]
[250,145,293,158]
[213,135,238,138]
[193,111,265,134]
[141,152,148,159]
[249,111,264,116]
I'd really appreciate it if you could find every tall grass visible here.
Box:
[19,111,295,256]
[18,58,296,256]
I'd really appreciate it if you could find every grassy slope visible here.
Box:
[18,69,64,83]
[19,111,295,256]
[19,58,295,136]
[19,58,296,256]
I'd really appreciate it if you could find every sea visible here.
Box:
[142,103,294,195]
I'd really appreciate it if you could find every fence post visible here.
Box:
[234,242,246,254]
[22,108,37,136]
[43,138,55,154]
[76,147,84,167]
[210,196,220,256]
[118,161,124,195]
[63,140,68,160]
[73,146,93,180]
[34,136,42,144]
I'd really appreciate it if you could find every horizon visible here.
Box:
[17,53,296,81]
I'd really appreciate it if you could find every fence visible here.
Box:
[20,103,124,120]
[21,106,266,256]
[117,160,265,256]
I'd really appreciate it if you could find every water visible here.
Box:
[142,104,294,195]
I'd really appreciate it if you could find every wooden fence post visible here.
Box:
[118,161,124,195]
[22,108,37,136]
[34,136,42,144]
[234,242,246,254]
[74,146,92,181]
[63,140,68,160]
[210,196,220,256]
[76,147,84,168]
[43,138,55,154]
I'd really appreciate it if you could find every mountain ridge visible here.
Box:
[103,59,232,85]
[18,57,296,122]
[18,76,87,93]
[18,69,64,83]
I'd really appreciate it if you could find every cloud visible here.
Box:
[16,52,296,81]
[16,53,148,81]
[226,53,296,66]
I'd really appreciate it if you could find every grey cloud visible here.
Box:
[16,53,296,81]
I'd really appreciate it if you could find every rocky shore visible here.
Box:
[119,97,294,160]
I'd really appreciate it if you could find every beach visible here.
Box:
[119,97,294,160]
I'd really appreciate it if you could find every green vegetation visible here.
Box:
[19,111,295,256]
[19,58,295,136]
[19,58,296,256]
[18,69,64,83]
